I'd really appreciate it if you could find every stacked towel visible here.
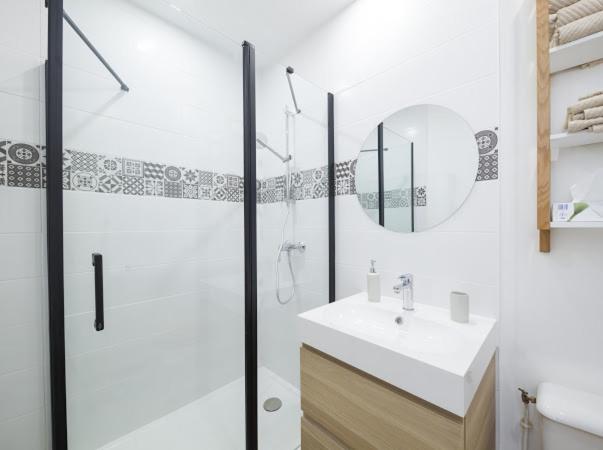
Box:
[566,91,603,132]
[550,0,603,47]
[550,0,580,13]
[557,0,603,25]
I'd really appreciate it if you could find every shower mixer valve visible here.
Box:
[280,241,306,252]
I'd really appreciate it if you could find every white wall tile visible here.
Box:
[284,0,498,94]
[0,367,44,422]
[0,44,43,101]
[0,277,43,328]
[335,25,498,129]
[0,322,42,375]
[0,0,42,57]
[0,233,42,281]
[0,92,41,143]
[0,188,43,233]
[0,409,46,450]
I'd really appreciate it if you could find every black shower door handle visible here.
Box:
[92,253,104,331]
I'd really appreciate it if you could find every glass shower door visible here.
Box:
[255,54,330,449]
[60,1,245,448]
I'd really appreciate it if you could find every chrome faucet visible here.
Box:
[393,274,414,311]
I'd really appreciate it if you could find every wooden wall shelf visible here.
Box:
[550,221,603,228]
[550,31,603,74]
[551,131,603,149]
[536,0,603,252]
[550,132,603,159]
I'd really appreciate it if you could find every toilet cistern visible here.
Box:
[393,273,414,311]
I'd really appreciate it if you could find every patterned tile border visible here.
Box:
[258,129,499,204]
[0,129,497,203]
[475,129,498,181]
[357,186,427,210]
[0,140,244,203]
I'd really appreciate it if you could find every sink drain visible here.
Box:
[395,316,403,325]
[263,397,282,412]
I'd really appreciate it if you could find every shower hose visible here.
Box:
[275,188,296,305]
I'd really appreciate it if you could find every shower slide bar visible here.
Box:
[63,10,130,92]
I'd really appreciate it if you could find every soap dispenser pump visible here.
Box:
[367,259,381,303]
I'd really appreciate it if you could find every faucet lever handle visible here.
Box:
[398,273,413,286]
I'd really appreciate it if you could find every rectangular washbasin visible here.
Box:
[298,292,497,416]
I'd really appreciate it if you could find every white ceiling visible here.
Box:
[128,0,355,64]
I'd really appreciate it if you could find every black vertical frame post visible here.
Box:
[242,41,258,450]
[377,122,385,227]
[46,0,68,449]
[328,93,335,303]
[410,142,415,233]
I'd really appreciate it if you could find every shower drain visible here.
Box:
[263,397,282,412]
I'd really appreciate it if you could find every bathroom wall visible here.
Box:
[1,0,247,448]
[279,0,502,442]
[499,1,603,449]
[282,1,603,450]
[284,0,500,317]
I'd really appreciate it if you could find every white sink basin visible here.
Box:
[298,293,497,416]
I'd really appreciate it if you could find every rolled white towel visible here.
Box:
[550,0,581,13]
[557,0,603,27]
[584,105,603,119]
[558,10,603,45]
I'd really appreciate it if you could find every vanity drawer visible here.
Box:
[302,416,347,450]
[301,344,466,450]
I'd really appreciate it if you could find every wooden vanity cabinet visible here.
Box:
[300,344,495,450]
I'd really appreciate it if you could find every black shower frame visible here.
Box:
[375,125,415,232]
[46,9,335,450]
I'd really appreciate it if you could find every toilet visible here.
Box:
[537,382,603,450]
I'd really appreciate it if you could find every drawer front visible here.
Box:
[302,416,348,450]
[465,357,496,450]
[301,345,465,450]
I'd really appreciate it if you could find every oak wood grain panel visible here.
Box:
[465,357,496,450]
[301,345,465,450]
[537,0,551,252]
[302,416,348,450]
[539,229,551,253]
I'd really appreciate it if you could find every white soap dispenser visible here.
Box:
[367,259,381,302]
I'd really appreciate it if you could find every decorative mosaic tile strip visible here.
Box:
[2,129,497,203]
[258,129,499,204]
[357,186,428,210]
[0,140,244,203]
[0,140,44,188]
[475,129,498,181]
[65,149,244,202]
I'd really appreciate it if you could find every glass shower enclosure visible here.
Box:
[45,1,333,449]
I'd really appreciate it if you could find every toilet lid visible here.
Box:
[537,383,603,438]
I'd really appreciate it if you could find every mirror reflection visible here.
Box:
[355,105,478,232]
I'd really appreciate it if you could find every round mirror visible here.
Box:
[355,105,479,232]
